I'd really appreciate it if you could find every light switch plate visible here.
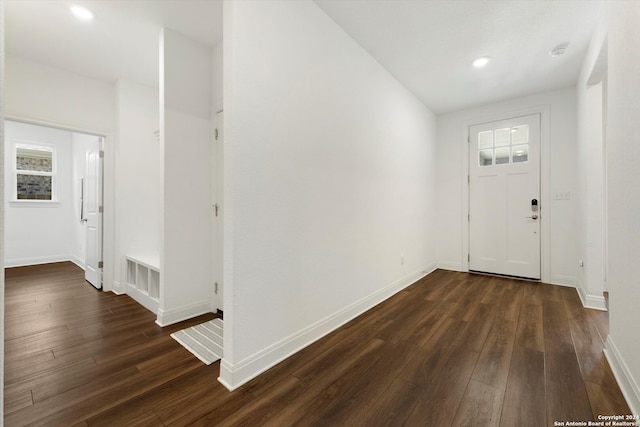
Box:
[553,191,571,200]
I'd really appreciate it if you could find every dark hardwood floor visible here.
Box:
[4,263,631,426]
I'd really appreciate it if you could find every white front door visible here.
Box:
[212,111,224,311]
[85,136,103,288]
[469,114,541,279]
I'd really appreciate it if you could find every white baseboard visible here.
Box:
[437,261,462,271]
[5,255,73,268]
[126,283,159,315]
[548,274,578,288]
[576,287,608,311]
[218,262,438,391]
[111,280,126,295]
[583,293,607,311]
[575,278,607,311]
[218,360,237,391]
[156,300,212,327]
[70,255,85,271]
[604,335,640,416]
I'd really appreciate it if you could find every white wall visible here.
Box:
[113,79,161,292]
[5,55,115,134]
[575,6,609,311]
[576,80,607,308]
[212,41,223,113]
[221,0,437,389]
[4,54,116,291]
[600,1,640,416]
[436,87,579,287]
[4,121,75,266]
[159,29,213,325]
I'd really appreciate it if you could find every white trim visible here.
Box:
[461,121,469,272]
[575,278,607,311]
[125,255,160,271]
[126,283,160,315]
[5,255,73,268]
[461,106,551,283]
[218,263,437,391]
[437,261,463,272]
[548,274,579,288]
[583,293,607,311]
[4,113,111,137]
[218,360,237,391]
[8,200,60,208]
[540,107,551,284]
[111,280,126,295]
[547,275,607,313]
[155,301,212,327]
[604,336,640,417]
[70,256,85,271]
[5,256,87,272]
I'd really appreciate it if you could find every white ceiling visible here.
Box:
[5,0,602,114]
[4,0,223,88]
[314,0,603,113]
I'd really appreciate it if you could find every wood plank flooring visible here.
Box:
[4,263,632,426]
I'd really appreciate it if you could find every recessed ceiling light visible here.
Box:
[70,5,94,21]
[549,43,568,57]
[473,57,491,68]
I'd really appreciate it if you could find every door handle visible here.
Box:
[526,215,539,220]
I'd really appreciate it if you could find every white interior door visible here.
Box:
[469,114,541,279]
[212,111,224,311]
[85,136,103,288]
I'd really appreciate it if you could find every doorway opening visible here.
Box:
[4,119,105,288]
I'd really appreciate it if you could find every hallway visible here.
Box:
[4,264,631,425]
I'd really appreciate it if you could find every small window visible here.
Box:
[494,128,510,147]
[15,143,55,200]
[477,124,529,167]
[512,145,529,163]
[478,131,493,149]
[495,147,510,165]
[479,149,493,166]
[511,125,529,144]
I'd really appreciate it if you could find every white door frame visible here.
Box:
[460,105,551,284]
[84,135,104,289]
[4,114,114,292]
[211,109,224,312]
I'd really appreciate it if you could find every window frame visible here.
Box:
[12,139,58,203]
[476,125,530,167]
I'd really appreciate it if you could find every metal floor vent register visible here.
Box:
[171,318,223,365]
